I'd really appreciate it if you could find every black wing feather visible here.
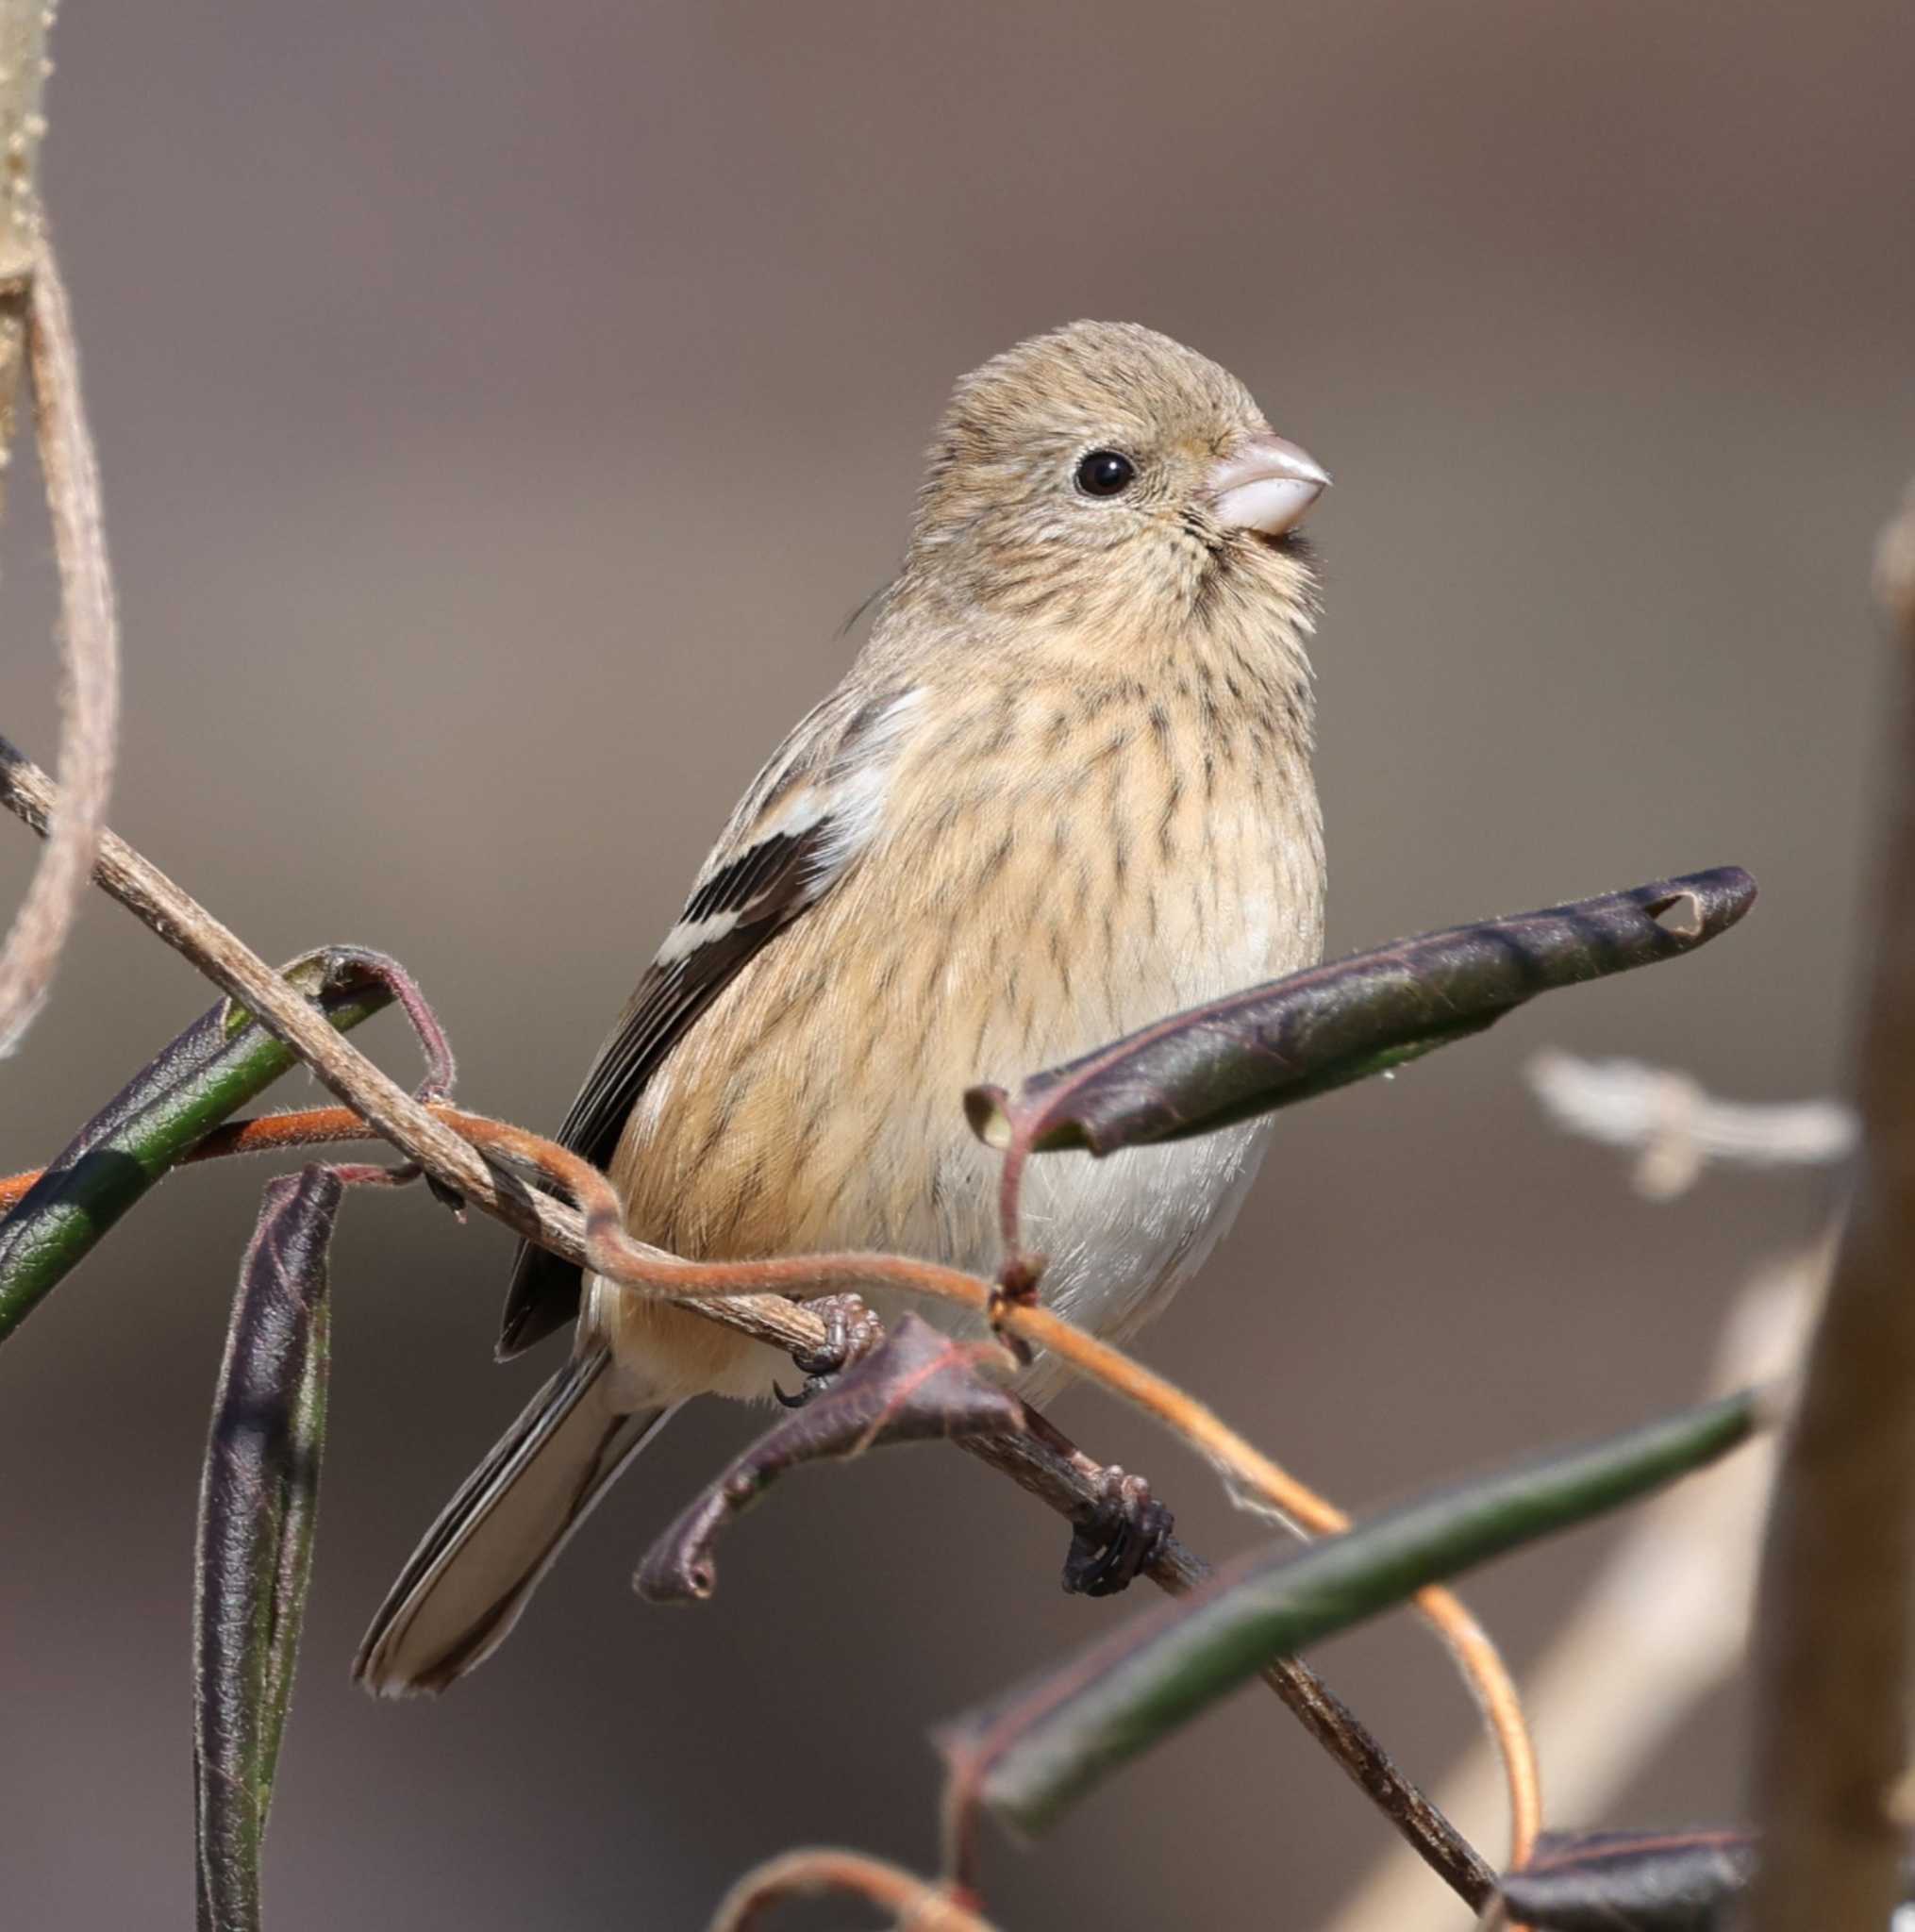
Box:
[496,818,837,1357]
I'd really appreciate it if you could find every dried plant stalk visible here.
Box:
[0,240,119,1054]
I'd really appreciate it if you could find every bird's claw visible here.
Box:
[774,1292,885,1407]
[1063,1466,1173,1597]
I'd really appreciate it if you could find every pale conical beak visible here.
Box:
[1207,435,1331,536]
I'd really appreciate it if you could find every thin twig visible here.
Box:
[707,1847,996,1932]
[1527,1050,1855,1199]
[0,1103,392,1210]
[0,239,119,1053]
[1749,478,1915,1932]
[1021,1431,1503,1909]
[0,1102,412,1211]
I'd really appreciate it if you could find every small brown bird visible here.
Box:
[357,321,1330,1695]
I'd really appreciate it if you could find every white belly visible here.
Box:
[897,1117,1274,1406]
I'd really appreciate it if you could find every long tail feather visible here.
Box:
[355,1346,672,1696]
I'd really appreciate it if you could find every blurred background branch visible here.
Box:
[0,0,53,475]
[1528,1052,1856,1200]
[1749,480,1915,1931]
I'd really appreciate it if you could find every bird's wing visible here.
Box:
[496,682,922,1357]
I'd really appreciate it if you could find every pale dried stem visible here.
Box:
[0,239,118,1054]
[1750,478,1915,1932]
[1528,1050,1856,1200]
[708,1847,997,1932]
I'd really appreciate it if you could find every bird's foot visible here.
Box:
[1062,1465,1173,1597]
[774,1292,886,1407]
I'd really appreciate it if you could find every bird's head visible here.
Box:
[906,320,1328,633]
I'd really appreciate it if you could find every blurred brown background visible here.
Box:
[2,4,1911,1926]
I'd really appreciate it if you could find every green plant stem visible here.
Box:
[0,975,391,1341]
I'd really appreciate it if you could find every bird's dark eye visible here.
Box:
[1074,449,1136,498]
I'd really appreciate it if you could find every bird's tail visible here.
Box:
[355,1345,673,1697]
